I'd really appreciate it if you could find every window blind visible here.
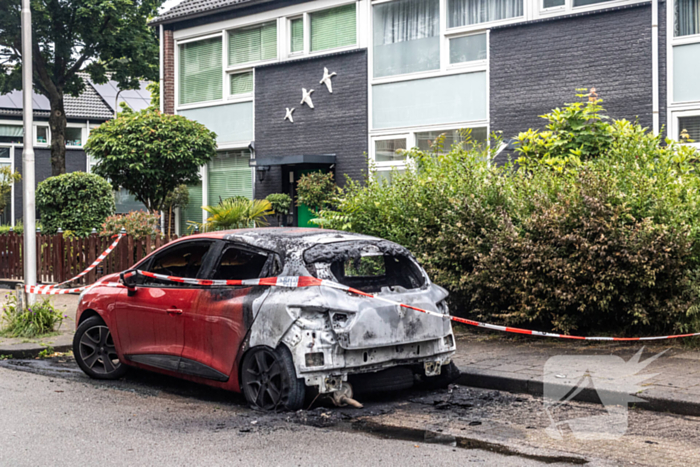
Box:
[448,0,523,28]
[290,18,304,53]
[229,22,277,66]
[208,151,253,205]
[179,38,223,105]
[181,183,203,233]
[680,116,700,141]
[310,4,357,52]
[230,72,254,95]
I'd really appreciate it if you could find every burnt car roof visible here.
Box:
[172,227,391,257]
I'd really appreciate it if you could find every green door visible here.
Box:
[296,168,326,227]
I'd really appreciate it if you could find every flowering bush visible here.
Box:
[0,295,66,338]
[100,211,161,239]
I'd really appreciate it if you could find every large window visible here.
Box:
[676,0,700,37]
[373,0,440,78]
[0,124,22,144]
[229,22,277,66]
[310,4,357,52]
[208,150,253,205]
[179,37,223,105]
[375,138,407,163]
[448,0,523,28]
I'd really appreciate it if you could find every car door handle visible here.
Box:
[166,308,183,315]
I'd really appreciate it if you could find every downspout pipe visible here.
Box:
[652,0,660,135]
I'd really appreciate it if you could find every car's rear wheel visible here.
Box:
[73,316,127,380]
[240,346,305,411]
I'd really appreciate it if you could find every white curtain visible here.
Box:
[373,0,440,78]
[448,0,523,28]
[676,0,700,37]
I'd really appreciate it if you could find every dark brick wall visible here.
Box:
[254,49,369,200]
[490,3,663,163]
[14,148,87,221]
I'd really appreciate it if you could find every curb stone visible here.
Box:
[0,334,73,359]
[456,368,700,418]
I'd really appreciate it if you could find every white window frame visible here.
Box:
[538,0,645,17]
[0,144,17,226]
[225,20,280,72]
[65,124,87,149]
[227,69,255,103]
[287,15,305,56]
[370,122,490,179]
[667,0,700,138]
[446,30,489,71]
[175,32,226,111]
[34,124,50,146]
[672,109,700,148]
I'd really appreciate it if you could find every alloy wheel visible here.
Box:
[78,325,121,375]
[242,348,289,410]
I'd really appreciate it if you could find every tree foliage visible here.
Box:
[36,172,115,236]
[0,166,21,216]
[265,193,292,225]
[0,0,161,175]
[85,109,217,213]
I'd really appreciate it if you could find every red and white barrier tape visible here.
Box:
[26,234,123,295]
[129,270,700,342]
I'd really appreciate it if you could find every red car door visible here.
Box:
[180,243,276,384]
[113,239,217,373]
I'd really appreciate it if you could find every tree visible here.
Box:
[0,0,161,176]
[296,171,338,215]
[85,109,217,213]
[266,193,292,226]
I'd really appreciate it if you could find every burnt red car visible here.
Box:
[74,228,457,410]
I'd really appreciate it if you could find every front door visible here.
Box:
[296,168,327,227]
[180,243,276,383]
[113,240,217,373]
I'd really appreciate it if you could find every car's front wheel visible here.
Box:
[240,346,305,411]
[73,316,128,380]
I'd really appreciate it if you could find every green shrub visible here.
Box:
[100,211,161,239]
[296,172,338,215]
[318,96,700,337]
[37,172,115,236]
[266,193,292,225]
[0,295,66,338]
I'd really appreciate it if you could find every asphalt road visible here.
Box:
[2,356,699,466]
[0,359,565,467]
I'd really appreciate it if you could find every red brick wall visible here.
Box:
[163,29,175,114]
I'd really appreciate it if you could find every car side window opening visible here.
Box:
[143,241,215,286]
[213,246,269,280]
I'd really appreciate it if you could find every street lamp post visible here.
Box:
[21,0,37,305]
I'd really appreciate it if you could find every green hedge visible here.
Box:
[318,99,700,337]
[37,172,115,236]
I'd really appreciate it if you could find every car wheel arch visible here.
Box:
[78,309,102,326]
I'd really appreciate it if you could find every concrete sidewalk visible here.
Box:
[452,329,700,416]
[0,294,78,358]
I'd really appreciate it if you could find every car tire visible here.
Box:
[73,316,128,380]
[349,366,415,395]
[417,362,461,390]
[240,345,306,411]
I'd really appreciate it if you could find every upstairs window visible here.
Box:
[373,0,440,78]
[229,22,277,66]
[676,0,700,37]
[230,71,254,96]
[0,124,22,144]
[310,4,357,52]
[290,17,304,54]
[448,0,523,28]
[179,37,223,105]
